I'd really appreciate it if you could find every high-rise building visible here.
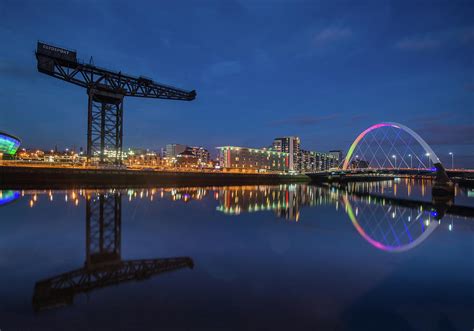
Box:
[299,150,339,173]
[165,144,187,158]
[217,146,289,172]
[329,150,343,166]
[300,150,316,173]
[272,136,300,172]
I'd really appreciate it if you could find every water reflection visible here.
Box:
[9,180,474,258]
[215,185,315,221]
[342,195,440,252]
[32,191,194,312]
[0,190,20,206]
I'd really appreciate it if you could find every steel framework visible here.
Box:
[87,90,124,164]
[35,42,196,163]
[32,192,194,311]
[86,192,122,267]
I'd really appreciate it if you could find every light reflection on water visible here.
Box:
[0,179,473,330]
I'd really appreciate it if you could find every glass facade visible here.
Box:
[300,150,339,173]
[0,132,21,155]
[273,136,300,172]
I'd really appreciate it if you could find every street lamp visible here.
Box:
[408,154,413,168]
[425,153,431,169]
[353,155,359,169]
[392,154,397,169]
[449,152,454,169]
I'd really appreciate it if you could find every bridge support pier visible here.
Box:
[432,162,455,197]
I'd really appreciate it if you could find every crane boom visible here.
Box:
[35,42,196,164]
[36,42,196,100]
[33,257,194,311]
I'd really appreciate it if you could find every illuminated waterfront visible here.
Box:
[0,179,473,329]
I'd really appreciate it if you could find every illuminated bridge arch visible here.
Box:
[342,122,442,171]
[342,195,439,253]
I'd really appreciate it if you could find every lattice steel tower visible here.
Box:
[35,42,196,164]
[32,192,194,311]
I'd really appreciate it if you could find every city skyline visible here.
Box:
[0,2,473,329]
[0,0,473,167]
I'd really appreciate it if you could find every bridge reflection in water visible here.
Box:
[1,180,471,306]
[31,191,194,312]
[212,182,472,253]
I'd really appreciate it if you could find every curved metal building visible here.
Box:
[0,131,21,155]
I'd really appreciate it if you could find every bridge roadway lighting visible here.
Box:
[425,152,431,169]
[392,155,397,169]
[449,152,454,169]
[408,154,413,168]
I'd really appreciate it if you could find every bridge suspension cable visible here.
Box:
[342,122,441,171]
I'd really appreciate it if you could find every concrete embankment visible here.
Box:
[0,166,310,189]
[307,173,395,184]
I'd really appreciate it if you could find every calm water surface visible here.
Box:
[0,179,473,330]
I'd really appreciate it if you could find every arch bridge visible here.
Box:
[308,122,454,195]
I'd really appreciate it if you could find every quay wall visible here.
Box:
[0,166,310,189]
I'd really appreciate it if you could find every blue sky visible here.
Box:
[0,0,473,165]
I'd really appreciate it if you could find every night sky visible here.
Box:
[0,0,473,166]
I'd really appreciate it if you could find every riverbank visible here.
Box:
[0,165,310,189]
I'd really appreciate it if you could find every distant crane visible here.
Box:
[35,42,196,164]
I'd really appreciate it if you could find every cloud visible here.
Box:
[395,37,441,51]
[464,83,474,92]
[410,111,454,125]
[395,27,474,51]
[417,124,474,146]
[312,27,353,47]
[209,60,242,77]
[270,114,340,127]
[349,114,369,122]
[461,27,474,43]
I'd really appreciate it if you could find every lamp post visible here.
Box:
[449,152,454,169]
[408,154,413,169]
[425,153,431,169]
[392,154,397,169]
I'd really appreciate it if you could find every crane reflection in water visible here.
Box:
[3,180,472,282]
[30,191,194,312]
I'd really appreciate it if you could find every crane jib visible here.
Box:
[34,41,196,165]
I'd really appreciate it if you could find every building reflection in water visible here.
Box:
[215,184,316,221]
[10,180,473,270]
[0,190,20,206]
[32,191,194,312]
[212,182,472,252]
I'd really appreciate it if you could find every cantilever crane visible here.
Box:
[35,42,196,164]
[32,192,194,311]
